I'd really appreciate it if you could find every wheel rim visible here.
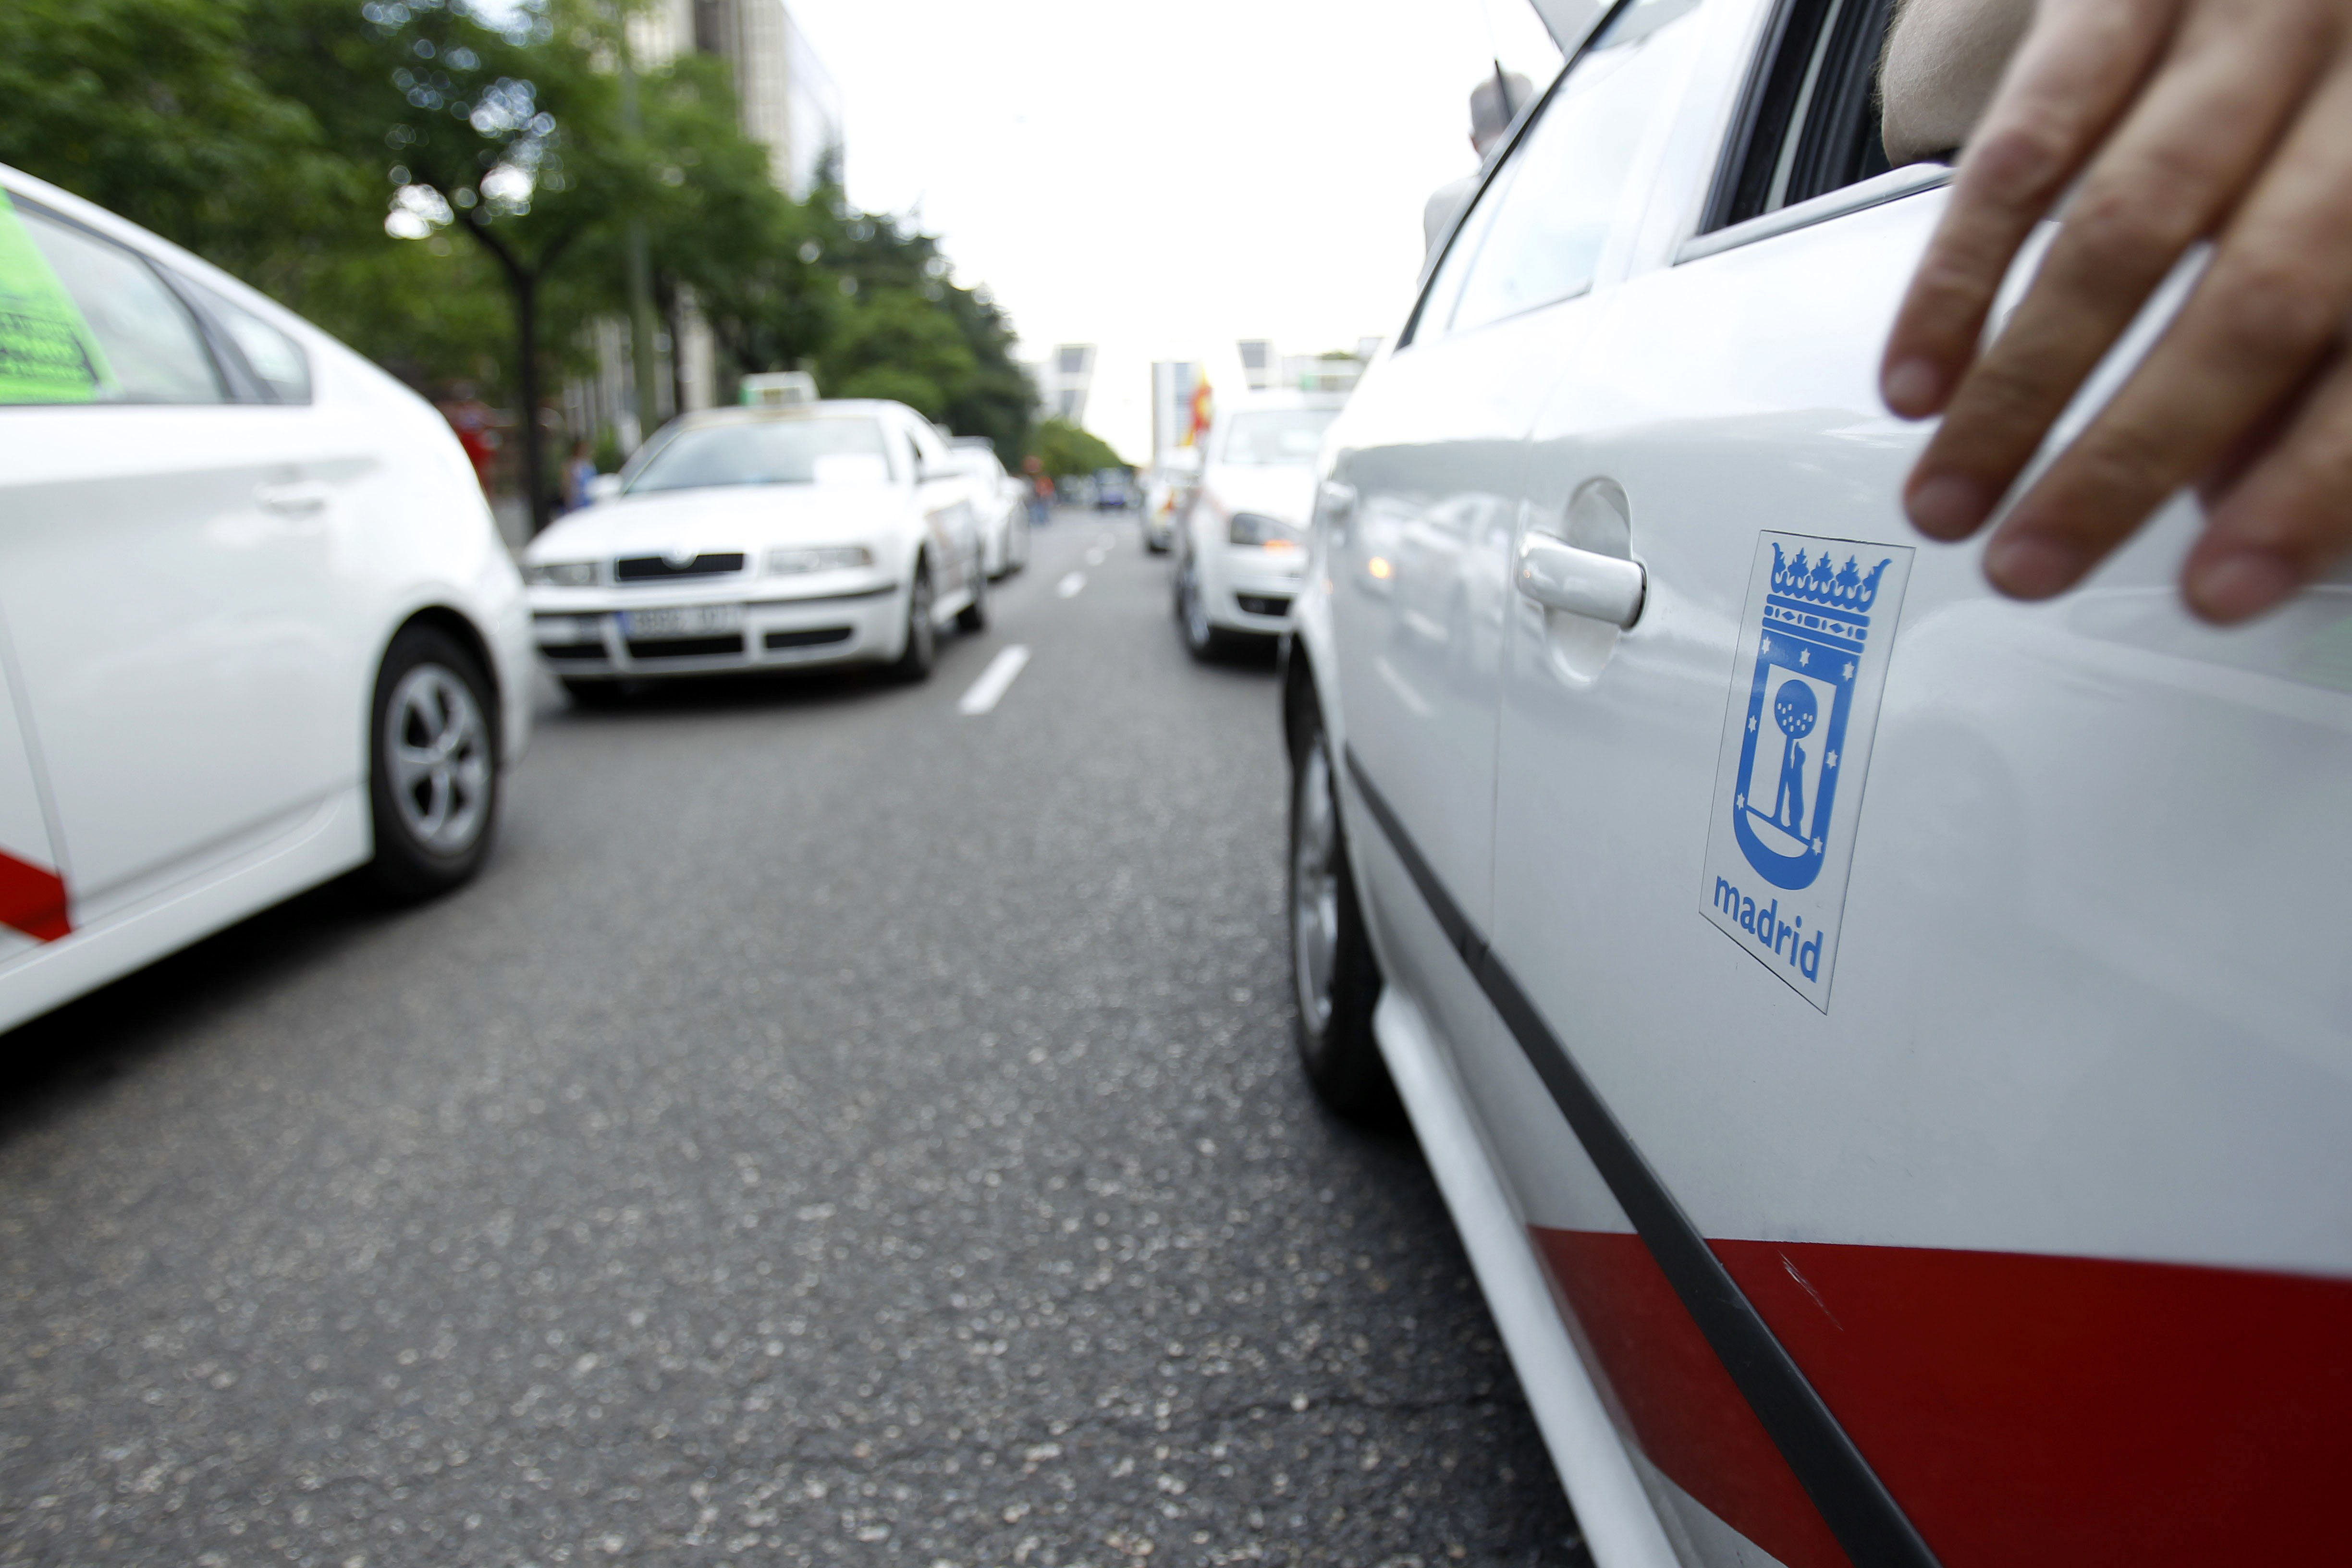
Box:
[1292,738,1341,1035]
[385,663,490,856]
[908,573,934,662]
[1182,565,1211,647]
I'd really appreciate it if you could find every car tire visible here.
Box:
[366,623,500,902]
[1176,558,1228,661]
[561,677,628,710]
[891,558,937,683]
[1289,709,1397,1124]
[956,555,989,633]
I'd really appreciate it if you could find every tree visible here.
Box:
[1029,417,1124,479]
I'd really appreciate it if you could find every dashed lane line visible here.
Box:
[956,644,1032,715]
[1056,571,1086,599]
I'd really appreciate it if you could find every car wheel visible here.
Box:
[1176,558,1225,661]
[956,554,989,632]
[892,558,937,682]
[366,623,499,901]
[1290,713,1396,1123]
[560,677,628,710]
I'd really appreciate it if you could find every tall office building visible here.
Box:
[566,0,845,445]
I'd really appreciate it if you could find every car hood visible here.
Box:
[526,484,912,561]
[1203,464,1317,528]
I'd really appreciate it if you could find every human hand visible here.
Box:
[1880,0,2352,623]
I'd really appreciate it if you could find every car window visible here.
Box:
[2,200,224,405]
[1435,0,1708,339]
[1705,0,1898,231]
[1217,409,1339,466]
[625,417,892,493]
[185,280,313,404]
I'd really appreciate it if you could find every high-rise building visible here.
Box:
[566,0,844,446]
[1030,344,1096,425]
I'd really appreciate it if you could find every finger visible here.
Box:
[1882,0,2184,420]
[2184,349,2352,622]
[1978,60,2352,601]
[1900,1,2331,542]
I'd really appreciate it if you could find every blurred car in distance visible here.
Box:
[0,164,531,1036]
[1175,392,1344,658]
[949,435,1032,579]
[1140,450,1200,554]
[1093,467,1134,510]
[1283,0,2352,1564]
[523,400,991,701]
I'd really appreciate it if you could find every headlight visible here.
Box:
[767,545,876,575]
[1229,512,1298,548]
[524,561,599,587]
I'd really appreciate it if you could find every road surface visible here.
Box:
[0,512,1584,1568]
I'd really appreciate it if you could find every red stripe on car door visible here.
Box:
[1536,1225,2352,1567]
[0,850,69,942]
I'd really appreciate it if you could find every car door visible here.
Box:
[0,622,67,958]
[906,418,979,604]
[1481,4,2352,1566]
[1331,0,1714,1098]
[0,191,366,920]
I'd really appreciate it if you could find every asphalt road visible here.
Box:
[0,512,1584,1568]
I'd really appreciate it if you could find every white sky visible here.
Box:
[784,0,1562,461]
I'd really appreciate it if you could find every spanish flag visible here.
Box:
[1185,378,1213,447]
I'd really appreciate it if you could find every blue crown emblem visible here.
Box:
[1770,546,1889,616]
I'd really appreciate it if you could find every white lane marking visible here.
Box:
[1056,571,1086,599]
[956,644,1032,715]
[1096,531,1115,546]
[1084,546,1108,566]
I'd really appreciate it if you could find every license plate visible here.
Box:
[621,604,744,639]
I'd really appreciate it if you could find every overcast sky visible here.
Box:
[784,0,1561,461]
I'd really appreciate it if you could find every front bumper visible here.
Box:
[1202,546,1307,632]
[529,580,904,678]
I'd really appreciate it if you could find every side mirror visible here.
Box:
[586,473,625,504]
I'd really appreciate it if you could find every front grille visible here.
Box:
[626,635,746,660]
[542,643,608,662]
[765,627,855,650]
[1236,593,1293,618]
[615,552,747,582]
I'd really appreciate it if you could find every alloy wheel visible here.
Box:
[385,663,491,856]
[1292,737,1341,1035]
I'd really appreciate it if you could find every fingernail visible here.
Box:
[1905,473,1989,540]
[1984,534,2085,599]
[2188,551,2296,623]
[1883,358,1943,417]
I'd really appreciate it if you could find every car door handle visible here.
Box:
[1515,534,1645,629]
[256,480,330,515]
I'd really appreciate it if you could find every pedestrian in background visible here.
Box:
[561,437,599,514]
[1423,70,1531,258]
[1023,454,1054,527]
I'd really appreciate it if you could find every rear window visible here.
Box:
[628,418,893,494]
[1218,409,1338,466]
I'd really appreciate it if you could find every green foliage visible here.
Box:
[1028,417,1125,479]
[0,0,1036,512]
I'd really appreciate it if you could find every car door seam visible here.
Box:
[1341,743,1940,1568]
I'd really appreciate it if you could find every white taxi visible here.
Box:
[524,401,991,699]
[1173,392,1345,657]
[0,165,531,1036]
[1282,1,2352,1565]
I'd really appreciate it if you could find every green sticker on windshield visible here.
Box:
[0,192,108,403]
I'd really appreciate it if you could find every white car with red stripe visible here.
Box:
[0,165,530,1035]
[1280,0,2352,1564]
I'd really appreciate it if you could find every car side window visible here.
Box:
[1704,0,1899,231]
[5,202,225,405]
[1423,0,1708,341]
[185,280,313,405]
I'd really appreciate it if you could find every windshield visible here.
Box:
[628,418,893,493]
[1219,409,1337,466]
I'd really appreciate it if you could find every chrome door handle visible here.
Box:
[257,480,330,515]
[1515,534,1645,629]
